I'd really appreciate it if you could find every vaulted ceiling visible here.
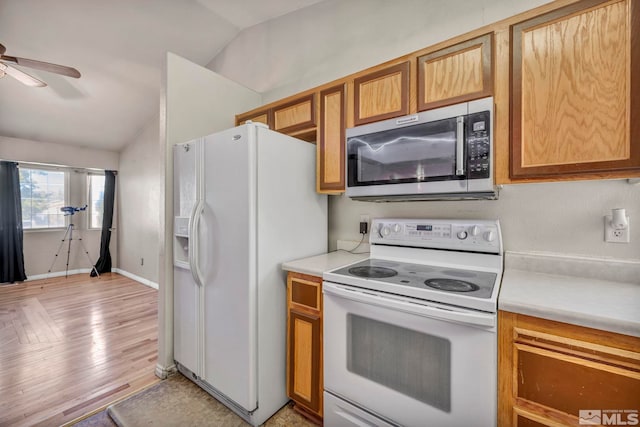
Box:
[0,0,325,151]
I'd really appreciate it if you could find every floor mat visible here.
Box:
[106,373,316,427]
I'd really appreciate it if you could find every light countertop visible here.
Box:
[499,252,640,338]
[282,250,369,277]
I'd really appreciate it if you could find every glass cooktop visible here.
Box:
[331,258,497,299]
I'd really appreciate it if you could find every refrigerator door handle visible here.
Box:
[188,200,205,287]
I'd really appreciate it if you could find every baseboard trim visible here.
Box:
[113,268,159,290]
[155,363,176,379]
[27,269,92,281]
[28,268,159,290]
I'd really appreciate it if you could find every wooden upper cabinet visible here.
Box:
[510,0,640,179]
[417,33,493,111]
[236,109,272,128]
[353,62,410,126]
[318,84,346,193]
[272,93,316,135]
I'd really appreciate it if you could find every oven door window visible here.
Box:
[347,314,451,412]
[347,117,460,187]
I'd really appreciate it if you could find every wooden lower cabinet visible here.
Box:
[498,311,640,427]
[286,272,323,423]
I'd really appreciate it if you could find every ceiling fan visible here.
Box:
[0,42,81,87]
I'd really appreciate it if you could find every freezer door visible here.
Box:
[201,126,258,411]
[173,140,202,376]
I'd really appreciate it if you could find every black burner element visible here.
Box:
[424,278,480,292]
[349,266,398,279]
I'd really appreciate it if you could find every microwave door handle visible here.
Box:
[456,116,465,176]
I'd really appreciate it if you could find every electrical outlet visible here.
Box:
[604,215,630,243]
[359,214,370,234]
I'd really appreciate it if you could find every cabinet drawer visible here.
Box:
[499,311,640,427]
[287,272,322,312]
[515,343,640,417]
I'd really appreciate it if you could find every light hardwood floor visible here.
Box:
[0,273,159,427]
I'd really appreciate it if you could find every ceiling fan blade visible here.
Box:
[0,55,81,78]
[0,43,5,55]
[0,63,47,87]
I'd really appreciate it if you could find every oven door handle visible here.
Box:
[323,282,495,329]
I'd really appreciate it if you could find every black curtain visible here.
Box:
[0,161,27,284]
[91,170,116,276]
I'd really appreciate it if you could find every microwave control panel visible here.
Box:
[466,111,491,180]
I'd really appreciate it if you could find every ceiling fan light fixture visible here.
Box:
[0,62,47,87]
[0,42,80,86]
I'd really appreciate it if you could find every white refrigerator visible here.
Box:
[173,123,327,426]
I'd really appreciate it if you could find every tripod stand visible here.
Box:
[48,222,100,278]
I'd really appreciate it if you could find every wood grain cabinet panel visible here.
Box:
[273,93,317,135]
[354,62,409,126]
[417,33,493,111]
[510,0,640,179]
[286,272,323,421]
[499,311,640,427]
[235,109,272,128]
[318,84,346,193]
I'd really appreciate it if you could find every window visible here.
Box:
[20,167,67,229]
[88,174,105,229]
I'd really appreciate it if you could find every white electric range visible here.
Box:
[323,218,503,427]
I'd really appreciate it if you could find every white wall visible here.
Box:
[0,135,120,277]
[330,180,640,261]
[157,52,262,375]
[208,0,640,262]
[0,135,118,170]
[118,118,161,283]
[209,0,553,101]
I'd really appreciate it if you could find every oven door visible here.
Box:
[323,282,497,427]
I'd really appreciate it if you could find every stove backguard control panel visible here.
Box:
[370,218,502,254]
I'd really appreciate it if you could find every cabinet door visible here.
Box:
[273,93,316,135]
[287,309,321,414]
[353,61,410,126]
[318,84,346,193]
[417,33,493,111]
[287,272,323,418]
[499,311,640,427]
[236,109,272,128]
[510,0,640,179]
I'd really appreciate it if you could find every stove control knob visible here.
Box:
[381,226,391,237]
[392,223,402,233]
[483,231,495,242]
[457,230,468,240]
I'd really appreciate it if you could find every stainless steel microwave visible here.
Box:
[346,97,496,201]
